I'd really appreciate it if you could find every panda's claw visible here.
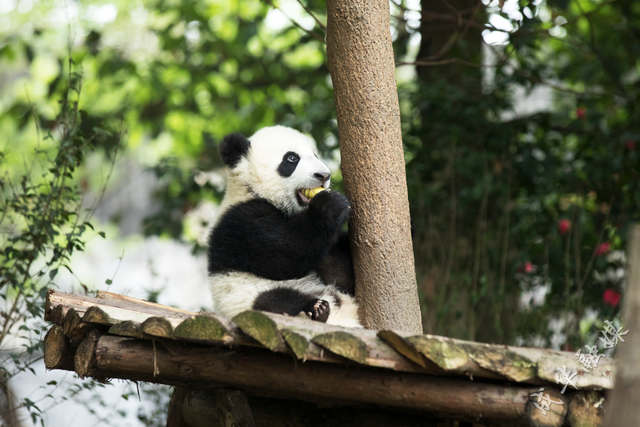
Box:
[302,298,330,323]
[309,190,351,227]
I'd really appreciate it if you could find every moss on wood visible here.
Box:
[465,345,536,382]
[232,311,280,350]
[174,315,229,342]
[281,329,309,360]
[407,336,468,371]
[312,332,367,364]
[109,321,143,339]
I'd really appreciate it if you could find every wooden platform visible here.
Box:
[43,289,610,426]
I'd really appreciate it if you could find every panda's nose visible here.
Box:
[313,172,331,184]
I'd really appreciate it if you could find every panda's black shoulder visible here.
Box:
[218,198,283,226]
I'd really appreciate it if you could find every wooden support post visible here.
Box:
[177,390,452,427]
[166,387,190,427]
[212,389,255,427]
[605,224,640,426]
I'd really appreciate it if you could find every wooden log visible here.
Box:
[141,317,174,338]
[62,307,85,341]
[83,335,565,425]
[212,389,255,427]
[178,390,451,427]
[45,290,195,325]
[46,290,247,344]
[605,223,640,426]
[525,387,568,427]
[568,391,605,427]
[43,325,76,370]
[74,329,101,378]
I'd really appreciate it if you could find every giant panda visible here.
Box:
[207,126,362,328]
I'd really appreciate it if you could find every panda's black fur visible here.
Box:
[207,127,361,327]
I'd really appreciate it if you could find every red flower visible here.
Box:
[524,262,534,273]
[595,242,611,257]
[625,139,636,150]
[558,219,571,236]
[603,289,621,307]
[576,107,586,119]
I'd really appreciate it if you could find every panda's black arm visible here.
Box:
[316,231,355,295]
[207,193,349,281]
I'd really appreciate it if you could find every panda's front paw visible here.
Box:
[302,299,330,323]
[309,190,351,226]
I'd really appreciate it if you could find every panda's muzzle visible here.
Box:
[313,172,330,184]
[297,187,329,204]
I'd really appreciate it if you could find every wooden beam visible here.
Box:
[71,334,565,426]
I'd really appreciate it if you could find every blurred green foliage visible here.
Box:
[0,66,122,425]
[1,0,638,355]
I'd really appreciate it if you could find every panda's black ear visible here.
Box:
[219,132,251,168]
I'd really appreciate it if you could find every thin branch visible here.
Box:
[397,57,480,67]
[294,0,325,30]
[261,0,325,43]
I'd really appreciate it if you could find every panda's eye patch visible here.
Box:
[278,151,300,177]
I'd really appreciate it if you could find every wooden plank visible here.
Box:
[45,290,196,323]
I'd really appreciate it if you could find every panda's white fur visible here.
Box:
[209,272,361,328]
[208,126,362,328]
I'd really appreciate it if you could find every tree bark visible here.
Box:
[605,224,640,426]
[326,0,422,333]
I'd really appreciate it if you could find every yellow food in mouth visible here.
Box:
[301,187,326,200]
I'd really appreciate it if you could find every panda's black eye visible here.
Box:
[287,154,299,163]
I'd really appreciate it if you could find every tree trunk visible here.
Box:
[326,0,422,333]
[605,224,640,426]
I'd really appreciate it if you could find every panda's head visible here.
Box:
[219,126,332,215]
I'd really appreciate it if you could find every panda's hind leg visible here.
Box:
[252,287,330,322]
